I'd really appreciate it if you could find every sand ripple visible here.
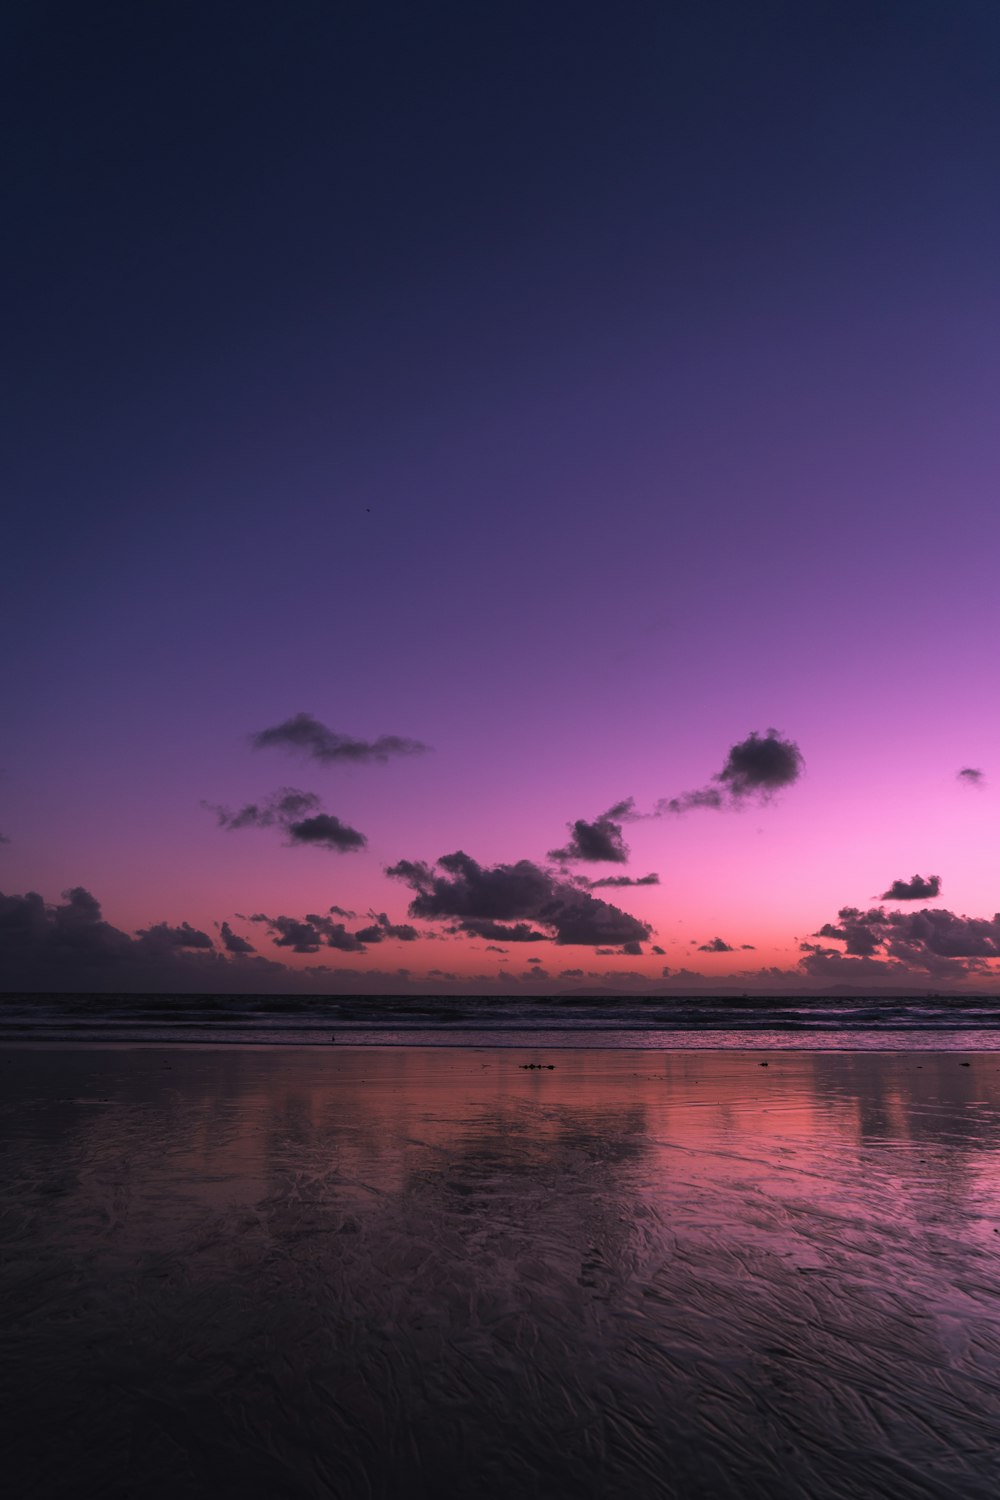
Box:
[3,1047,1000,1497]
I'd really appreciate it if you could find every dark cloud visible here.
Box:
[328,904,357,919]
[249,912,367,953]
[958,767,984,786]
[659,730,804,814]
[0,833,9,845]
[549,804,632,863]
[813,908,887,956]
[805,903,1000,978]
[458,919,549,942]
[210,787,321,831]
[697,937,734,952]
[485,945,508,954]
[251,712,428,765]
[651,945,665,955]
[353,911,419,943]
[798,946,895,981]
[718,730,803,797]
[209,787,365,852]
[620,941,643,956]
[286,813,366,852]
[581,872,660,889]
[137,921,214,950]
[219,920,255,954]
[880,874,941,901]
[249,905,417,953]
[0,886,290,991]
[740,944,756,950]
[387,850,651,948]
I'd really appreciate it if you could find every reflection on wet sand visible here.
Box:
[3,1047,1000,1498]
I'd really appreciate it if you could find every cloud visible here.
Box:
[457,919,549,942]
[219,920,255,954]
[798,946,896,981]
[805,902,1000,978]
[958,767,985,786]
[717,730,803,797]
[248,912,367,953]
[210,787,321,831]
[660,788,724,814]
[697,937,734,952]
[485,945,508,954]
[0,886,291,991]
[0,833,9,845]
[651,945,665,955]
[560,968,584,978]
[549,807,629,864]
[251,712,428,764]
[740,944,756,950]
[353,911,419,943]
[387,850,652,948]
[880,874,941,901]
[137,921,214,950]
[659,729,804,814]
[210,789,366,853]
[249,905,417,953]
[580,873,660,889]
[286,813,366,852]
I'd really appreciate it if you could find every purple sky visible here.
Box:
[3,1,999,993]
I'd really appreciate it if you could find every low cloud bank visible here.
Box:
[0,887,281,991]
[804,903,1000,979]
[0,887,426,990]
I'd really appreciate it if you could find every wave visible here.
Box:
[4,991,1000,1048]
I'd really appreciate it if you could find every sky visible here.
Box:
[2,0,999,994]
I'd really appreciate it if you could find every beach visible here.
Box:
[4,1044,1000,1498]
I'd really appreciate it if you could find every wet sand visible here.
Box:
[3,1046,1000,1498]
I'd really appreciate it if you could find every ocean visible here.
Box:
[3,990,1000,1049]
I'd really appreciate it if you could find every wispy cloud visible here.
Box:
[207,787,365,853]
[251,712,429,765]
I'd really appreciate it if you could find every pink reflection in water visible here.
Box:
[4,1046,1000,1497]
